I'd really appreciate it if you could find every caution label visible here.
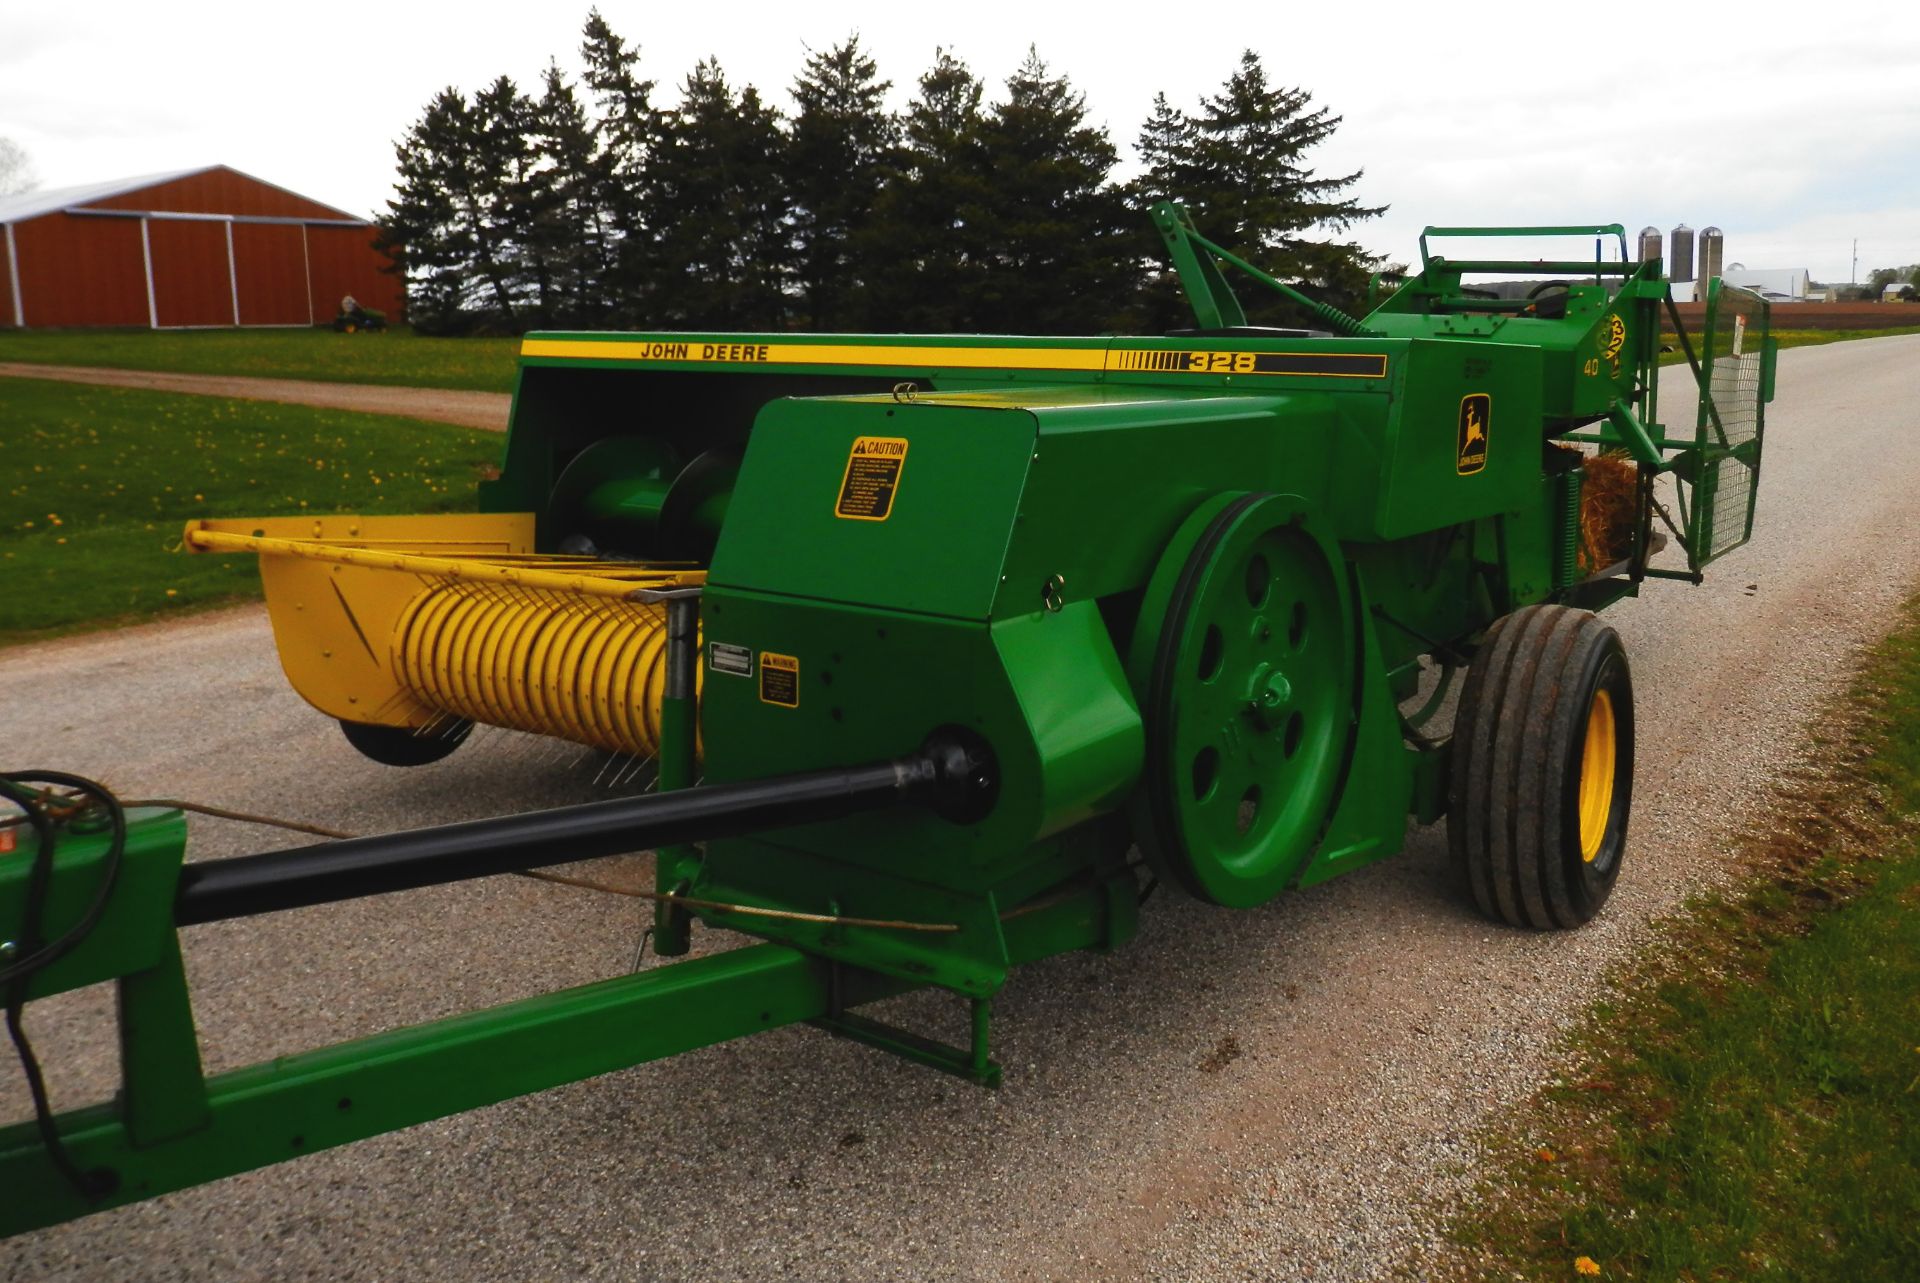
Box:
[1457,393,1491,475]
[759,651,799,707]
[835,436,908,521]
[709,642,753,677]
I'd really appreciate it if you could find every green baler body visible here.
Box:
[477,325,1580,993]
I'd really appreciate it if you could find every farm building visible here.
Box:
[0,165,402,329]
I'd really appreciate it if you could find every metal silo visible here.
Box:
[1669,224,1695,283]
[1638,226,1663,266]
[1698,226,1724,283]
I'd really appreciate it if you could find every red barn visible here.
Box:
[0,165,403,329]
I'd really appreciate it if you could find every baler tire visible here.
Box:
[1448,604,1633,929]
[339,718,473,767]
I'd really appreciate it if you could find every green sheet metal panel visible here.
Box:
[709,395,1036,620]
[992,391,1333,620]
[1366,339,1544,540]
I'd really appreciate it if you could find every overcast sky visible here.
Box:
[4,1,1917,283]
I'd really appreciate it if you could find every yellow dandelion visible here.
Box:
[1574,1257,1601,1277]
[165,589,178,597]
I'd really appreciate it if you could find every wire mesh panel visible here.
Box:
[1689,280,1769,565]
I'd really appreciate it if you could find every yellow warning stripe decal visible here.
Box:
[521,338,1108,371]
[519,338,1388,379]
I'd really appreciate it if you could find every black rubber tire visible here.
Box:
[1448,604,1634,929]
[339,718,472,767]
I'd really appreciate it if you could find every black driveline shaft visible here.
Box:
[174,742,977,926]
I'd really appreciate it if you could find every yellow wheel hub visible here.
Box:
[1577,688,1616,861]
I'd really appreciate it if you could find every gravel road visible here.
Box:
[0,362,510,432]
[4,336,1918,1281]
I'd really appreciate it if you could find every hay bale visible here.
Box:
[1578,452,1638,575]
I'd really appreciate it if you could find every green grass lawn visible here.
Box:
[0,326,519,393]
[1657,323,1920,365]
[0,377,503,644]
[1449,599,1920,1281]
[1769,323,1920,349]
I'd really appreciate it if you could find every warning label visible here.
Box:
[835,436,908,521]
[709,642,753,677]
[759,652,800,707]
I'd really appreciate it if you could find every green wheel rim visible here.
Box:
[1136,494,1353,906]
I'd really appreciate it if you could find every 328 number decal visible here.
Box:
[1186,351,1258,373]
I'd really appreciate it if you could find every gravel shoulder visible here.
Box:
[0,361,510,431]
[3,335,1919,1282]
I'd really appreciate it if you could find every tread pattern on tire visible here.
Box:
[1449,604,1633,929]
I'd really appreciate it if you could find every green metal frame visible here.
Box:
[0,804,1034,1237]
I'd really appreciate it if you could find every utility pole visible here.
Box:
[1852,238,1858,286]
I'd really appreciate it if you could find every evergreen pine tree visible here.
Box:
[966,49,1135,333]
[579,10,661,323]
[1132,92,1194,201]
[1137,51,1383,325]
[381,88,479,334]
[1124,92,1201,330]
[785,37,898,331]
[525,62,607,326]
[866,49,989,332]
[648,60,790,328]
[466,75,539,328]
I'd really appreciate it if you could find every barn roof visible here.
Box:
[0,167,212,224]
[0,165,367,225]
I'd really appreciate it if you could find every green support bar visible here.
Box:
[1150,200,1376,337]
[1149,202,1246,330]
[1605,403,1667,468]
[642,587,702,956]
[0,944,875,1238]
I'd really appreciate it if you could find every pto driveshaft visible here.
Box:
[173,731,994,926]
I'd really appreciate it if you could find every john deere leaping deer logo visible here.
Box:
[1457,393,1491,475]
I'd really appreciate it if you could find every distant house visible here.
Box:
[1884,282,1918,302]
[0,165,402,328]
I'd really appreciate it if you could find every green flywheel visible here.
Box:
[1128,493,1354,907]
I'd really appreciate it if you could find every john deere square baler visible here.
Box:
[0,205,1775,1233]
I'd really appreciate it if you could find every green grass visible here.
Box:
[1769,324,1920,349]
[1448,601,1920,1281]
[0,377,503,644]
[0,326,519,393]
[1658,323,1920,365]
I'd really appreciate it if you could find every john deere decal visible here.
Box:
[1457,393,1491,475]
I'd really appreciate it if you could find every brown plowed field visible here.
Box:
[1667,300,1919,330]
